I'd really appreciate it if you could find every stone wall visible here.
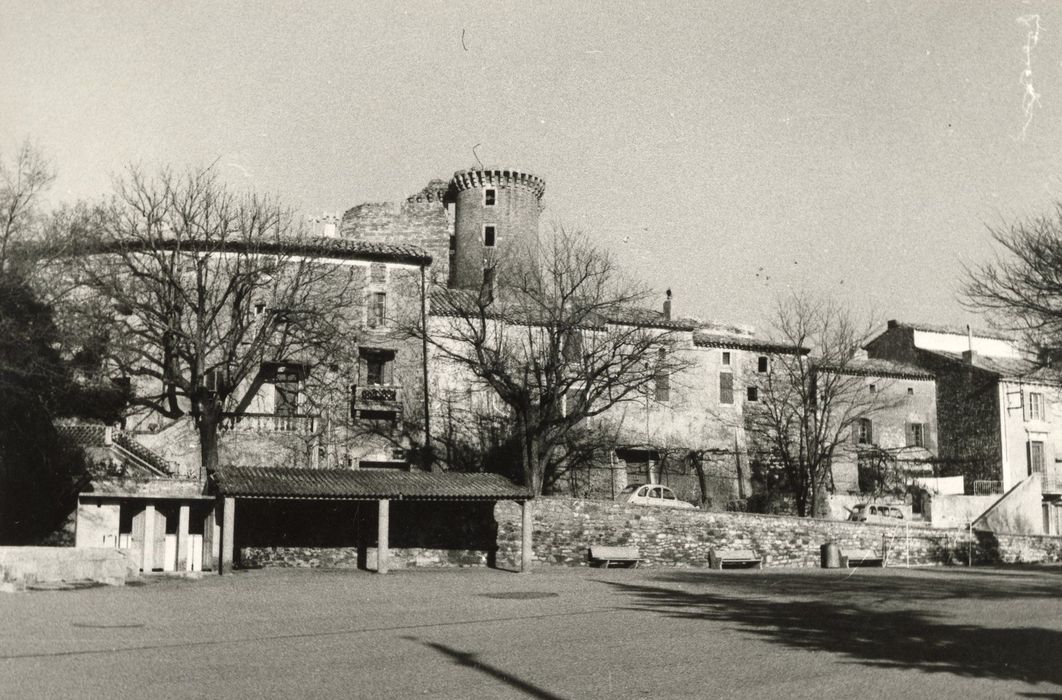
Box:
[240,546,488,569]
[494,497,1062,569]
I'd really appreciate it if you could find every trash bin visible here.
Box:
[820,542,841,569]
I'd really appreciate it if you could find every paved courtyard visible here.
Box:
[0,564,1060,699]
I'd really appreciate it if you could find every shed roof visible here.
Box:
[212,467,532,501]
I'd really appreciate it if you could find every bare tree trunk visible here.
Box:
[199,399,222,476]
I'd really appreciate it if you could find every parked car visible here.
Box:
[618,484,697,510]
[847,503,905,523]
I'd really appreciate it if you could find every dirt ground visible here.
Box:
[0,564,1060,699]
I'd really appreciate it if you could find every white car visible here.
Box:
[847,503,905,523]
[618,484,697,510]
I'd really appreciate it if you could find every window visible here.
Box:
[906,422,925,448]
[365,356,385,385]
[358,348,395,387]
[869,384,877,393]
[857,418,873,445]
[654,348,670,402]
[757,356,769,373]
[722,351,731,366]
[202,368,225,395]
[1029,440,1045,475]
[563,330,584,362]
[907,387,914,396]
[746,386,758,402]
[484,225,496,247]
[484,188,496,206]
[1029,392,1045,421]
[719,372,734,405]
[272,367,301,416]
[368,292,386,327]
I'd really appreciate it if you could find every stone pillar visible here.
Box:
[176,504,190,571]
[377,499,390,574]
[520,499,534,573]
[142,504,156,573]
[220,497,235,575]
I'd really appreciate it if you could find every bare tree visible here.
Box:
[745,292,889,517]
[0,140,54,270]
[422,228,690,495]
[964,205,1062,358]
[62,166,363,474]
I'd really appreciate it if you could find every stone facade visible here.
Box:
[341,179,453,284]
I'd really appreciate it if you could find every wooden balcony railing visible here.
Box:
[219,413,319,434]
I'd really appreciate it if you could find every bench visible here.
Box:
[709,549,763,570]
[841,548,885,568]
[588,546,642,568]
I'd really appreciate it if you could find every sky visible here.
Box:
[5,1,1062,334]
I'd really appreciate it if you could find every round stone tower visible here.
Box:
[448,167,546,290]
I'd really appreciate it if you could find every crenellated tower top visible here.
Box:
[450,168,546,200]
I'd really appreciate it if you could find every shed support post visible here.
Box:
[177,504,191,571]
[520,499,533,574]
[142,504,156,573]
[377,499,390,574]
[220,497,235,575]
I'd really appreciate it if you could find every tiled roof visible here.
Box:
[48,236,433,266]
[57,424,176,476]
[815,357,935,380]
[213,466,532,501]
[693,332,807,354]
[923,349,1062,384]
[429,289,697,331]
[886,320,1014,342]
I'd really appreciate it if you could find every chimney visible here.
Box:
[322,214,337,238]
[103,425,113,446]
[962,349,977,365]
[663,289,672,321]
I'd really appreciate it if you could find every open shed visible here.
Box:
[211,467,535,573]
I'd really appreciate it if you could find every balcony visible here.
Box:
[352,384,403,411]
[1043,469,1062,495]
[219,413,319,434]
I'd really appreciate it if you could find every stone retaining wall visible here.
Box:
[240,546,489,569]
[495,498,1062,568]
[0,546,137,590]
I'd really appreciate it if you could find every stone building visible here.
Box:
[866,320,1062,534]
[813,357,939,496]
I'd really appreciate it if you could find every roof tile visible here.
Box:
[213,466,532,500]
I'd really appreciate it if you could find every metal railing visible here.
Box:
[1042,470,1062,495]
[219,413,318,434]
[972,480,1003,496]
[352,385,402,406]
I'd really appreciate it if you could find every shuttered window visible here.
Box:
[719,372,734,405]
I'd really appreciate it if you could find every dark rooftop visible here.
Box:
[44,236,433,266]
[815,357,935,380]
[885,320,1015,343]
[213,467,532,501]
[922,349,1062,384]
[693,332,807,354]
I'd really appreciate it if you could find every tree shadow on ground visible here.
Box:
[645,566,1062,603]
[602,573,1062,690]
[402,636,569,700]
